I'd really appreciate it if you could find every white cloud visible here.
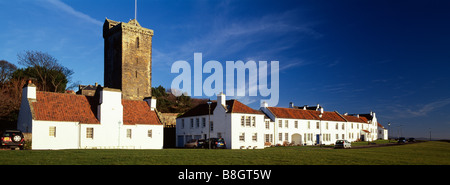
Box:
[42,0,102,26]
[404,98,450,117]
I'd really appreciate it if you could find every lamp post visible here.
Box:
[429,128,431,141]
[207,99,212,149]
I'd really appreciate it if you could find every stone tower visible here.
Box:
[103,18,153,100]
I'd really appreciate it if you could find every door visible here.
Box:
[316,134,320,145]
[177,135,184,147]
[360,135,365,141]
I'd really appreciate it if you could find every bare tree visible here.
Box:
[0,60,17,85]
[17,51,73,92]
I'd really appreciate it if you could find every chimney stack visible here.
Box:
[23,79,36,100]
[217,92,226,107]
[289,102,294,108]
[261,101,268,108]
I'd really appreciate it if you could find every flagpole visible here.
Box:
[135,0,137,25]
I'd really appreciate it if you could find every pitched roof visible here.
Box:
[266,107,318,120]
[342,115,367,123]
[178,99,263,118]
[33,91,99,124]
[122,100,161,125]
[266,107,370,123]
[31,91,161,125]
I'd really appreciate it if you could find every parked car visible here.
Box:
[0,130,25,150]
[408,138,416,142]
[334,140,351,149]
[185,139,199,148]
[197,139,206,148]
[205,138,226,149]
[397,137,406,143]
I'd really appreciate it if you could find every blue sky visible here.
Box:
[1,0,450,139]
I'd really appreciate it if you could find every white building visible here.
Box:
[176,93,266,149]
[17,81,163,150]
[261,102,386,146]
[176,93,388,149]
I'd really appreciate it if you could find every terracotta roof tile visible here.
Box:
[267,107,318,120]
[266,107,378,123]
[122,100,162,125]
[179,99,262,118]
[32,91,161,125]
[33,91,99,124]
[342,115,367,123]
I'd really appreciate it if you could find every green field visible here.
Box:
[1,141,449,165]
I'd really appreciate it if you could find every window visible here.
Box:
[127,129,132,138]
[294,121,298,128]
[196,118,199,128]
[136,37,140,48]
[308,121,310,129]
[336,123,339,130]
[135,71,138,78]
[148,130,152,138]
[265,134,273,143]
[265,121,270,129]
[316,122,320,129]
[252,133,257,142]
[342,134,345,139]
[241,116,245,127]
[351,123,354,129]
[240,133,245,142]
[326,122,328,130]
[279,120,282,128]
[252,116,256,127]
[181,119,185,129]
[49,126,56,137]
[285,133,289,141]
[202,118,206,127]
[190,118,193,128]
[285,120,288,128]
[246,116,251,127]
[86,127,94,139]
[278,133,282,141]
[336,134,339,140]
[342,123,345,130]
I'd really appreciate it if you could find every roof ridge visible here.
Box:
[334,111,348,122]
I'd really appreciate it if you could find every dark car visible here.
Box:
[205,138,226,149]
[1,130,25,150]
[397,137,406,143]
[197,139,206,148]
[408,138,416,142]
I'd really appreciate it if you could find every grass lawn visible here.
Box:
[0,141,449,165]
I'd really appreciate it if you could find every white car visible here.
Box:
[334,140,351,149]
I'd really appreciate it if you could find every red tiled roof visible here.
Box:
[122,100,162,125]
[266,107,347,122]
[32,91,161,125]
[228,100,263,115]
[342,115,367,123]
[33,91,100,124]
[179,99,263,118]
[267,107,318,120]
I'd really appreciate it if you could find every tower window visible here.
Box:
[136,37,139,48]
[135,71,138,78]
